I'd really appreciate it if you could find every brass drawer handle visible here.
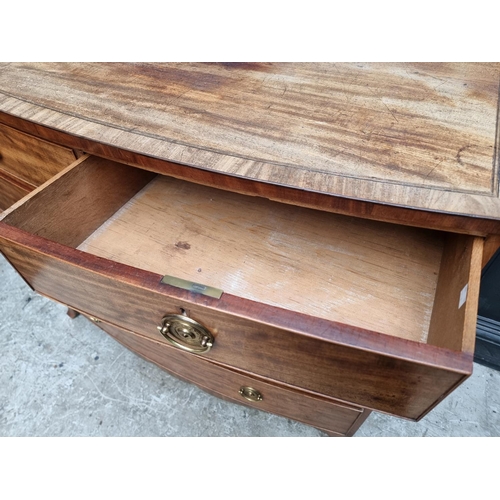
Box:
[239,386,263,402]
[157,314,214,354]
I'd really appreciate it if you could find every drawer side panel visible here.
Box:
[0,123,76,186]
[0,173,32,210]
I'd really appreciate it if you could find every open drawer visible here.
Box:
[0,155,483,420]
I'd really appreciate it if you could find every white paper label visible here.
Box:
[459,284,468,309]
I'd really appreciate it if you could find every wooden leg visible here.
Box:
[66,308,80,319]
[345,409,372,436]
[318,409,371,436]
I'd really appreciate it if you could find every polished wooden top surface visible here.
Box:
[1,62,499,220]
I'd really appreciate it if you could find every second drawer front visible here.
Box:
[94,319,367,436]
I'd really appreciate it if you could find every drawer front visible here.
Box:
[0,169,32,210]
[0,123,76,186]
[94,318,368,436]
[0,227,473,420]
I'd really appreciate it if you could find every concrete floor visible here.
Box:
[1,253,499,437]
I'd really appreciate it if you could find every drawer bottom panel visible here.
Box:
[94,319,369,436]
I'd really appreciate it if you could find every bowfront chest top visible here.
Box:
[1,63,500,229]
[0,63,499,436]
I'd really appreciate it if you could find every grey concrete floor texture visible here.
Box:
[1,253,499,437]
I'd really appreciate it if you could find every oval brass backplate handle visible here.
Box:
[157,314,214,354]
[239,386,263,402]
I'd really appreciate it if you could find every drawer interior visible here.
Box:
[0,155,482,352]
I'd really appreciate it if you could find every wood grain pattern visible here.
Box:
[0,122,76,186]
[0,168,32,210]
[78,173,444,343]
[0,62,499,222]
[95,318,368,436]
[0,224,474,420]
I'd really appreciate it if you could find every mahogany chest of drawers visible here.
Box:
[1,63,499,436]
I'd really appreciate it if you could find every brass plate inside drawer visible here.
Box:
[160,275,223,299]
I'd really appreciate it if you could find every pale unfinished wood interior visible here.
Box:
[77,175,445,343]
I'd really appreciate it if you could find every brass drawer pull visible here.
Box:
[157,314,214,354]
[239,386,263,402]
